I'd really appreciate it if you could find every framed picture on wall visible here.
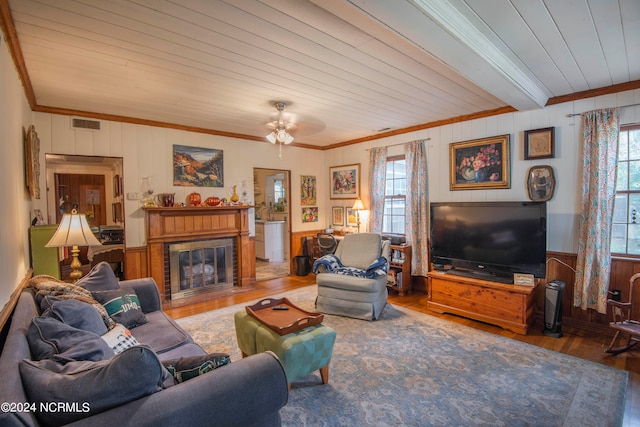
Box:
[24,125,41,199]
[449,134,511,190]
[112,202,123,223]
[114,174,122,197]
[346,208,358,227]
[524,127,555,159]
[332,206,344,226]
[301,175,316,205]
[526,165,555,202]
[302,207,318,223]
[330,164,360,199]
[173,144,224,187]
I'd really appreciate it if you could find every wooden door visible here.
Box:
[54,174,106,225]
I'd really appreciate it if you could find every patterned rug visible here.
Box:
[176,286,628,427]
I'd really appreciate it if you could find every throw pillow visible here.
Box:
[26,316,114,362]
[162,353,231,383]
[101,323,140,354]
[19,345,173,426]
[76,261,120,292]
[42,298,108,336]
[92,287,148,329]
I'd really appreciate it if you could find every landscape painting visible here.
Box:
[173,144,224,187]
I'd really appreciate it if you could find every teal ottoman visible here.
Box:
[234,311,336,386]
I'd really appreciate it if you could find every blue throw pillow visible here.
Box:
[76,261,120,292]
[42,299,108,336]
[92,287,148,329]
[26,317,114,362]
[20,346,173,426]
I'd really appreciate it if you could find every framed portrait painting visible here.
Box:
[330,164,360,199]
[526,165,555,202]
[524,127,554,160]
[449,134,510,190]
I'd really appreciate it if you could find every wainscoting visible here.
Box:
[126,231,640,332]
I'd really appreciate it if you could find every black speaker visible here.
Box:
[543,280,565,338]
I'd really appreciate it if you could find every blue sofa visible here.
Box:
[0,263,288,426]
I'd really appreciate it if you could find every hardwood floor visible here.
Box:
[164,275,639,426]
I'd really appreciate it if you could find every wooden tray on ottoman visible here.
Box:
[246,297,324,335]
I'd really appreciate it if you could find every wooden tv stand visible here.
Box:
[426,271,539,335]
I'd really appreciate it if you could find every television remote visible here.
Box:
[272,306,289,310]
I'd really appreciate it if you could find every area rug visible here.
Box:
[176,286,628,427]
[256,260,290,281]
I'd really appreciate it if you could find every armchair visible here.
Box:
[313,233,390,320]
[606,272,640,354]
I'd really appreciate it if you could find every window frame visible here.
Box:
[382,155,406,235]
[611,123,640,258]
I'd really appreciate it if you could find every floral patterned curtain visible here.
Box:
[574,108,620,314]
[368,146,387,233]
[404,140,429,276]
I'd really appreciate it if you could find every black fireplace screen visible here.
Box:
[169,239,234,299]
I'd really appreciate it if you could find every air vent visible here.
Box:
[71,117,101,130]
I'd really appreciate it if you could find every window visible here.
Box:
[273,179,285,203]
[383,156,406,234]
[612,124,640,255]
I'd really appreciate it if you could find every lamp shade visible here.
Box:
[352,199,365,210]
[46,211,101,248]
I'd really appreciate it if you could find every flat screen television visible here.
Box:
[430,201,547,283]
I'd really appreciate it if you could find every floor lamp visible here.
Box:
[46,209,102,282]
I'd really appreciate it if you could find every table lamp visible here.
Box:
[46,209,101,282]
[352,199,365,233]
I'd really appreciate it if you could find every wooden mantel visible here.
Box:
[144,206,253,301]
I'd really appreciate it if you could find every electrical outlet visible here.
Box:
[127,192,140,200]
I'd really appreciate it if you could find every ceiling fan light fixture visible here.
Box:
[265,101,296,149]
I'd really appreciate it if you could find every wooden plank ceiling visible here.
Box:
[3,0,640,148]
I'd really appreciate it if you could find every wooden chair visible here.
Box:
[606,272,640,354]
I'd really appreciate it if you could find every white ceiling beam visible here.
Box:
[336,0,549,110]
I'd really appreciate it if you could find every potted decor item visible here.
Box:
[188,192,201,206]
[229,185,240,204]
[205,196,221,206]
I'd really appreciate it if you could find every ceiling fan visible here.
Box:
[265,102,296,145]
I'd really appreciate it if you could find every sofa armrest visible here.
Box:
[120,278,162,313]
[67,352,288,427]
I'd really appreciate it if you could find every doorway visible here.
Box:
[45,154,124,280]
[253,168,291,281]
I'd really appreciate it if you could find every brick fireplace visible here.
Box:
[144,206,253,301]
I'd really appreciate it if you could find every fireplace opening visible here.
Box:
[169,239,234,299]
